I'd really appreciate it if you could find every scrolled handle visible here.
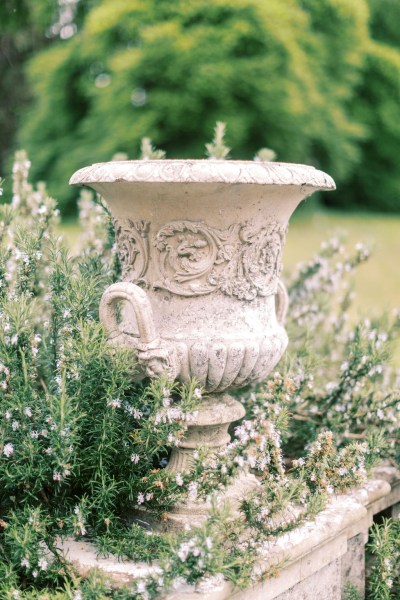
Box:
[99,282,158,347]
[99,282,178,381]
[275,279,289,326]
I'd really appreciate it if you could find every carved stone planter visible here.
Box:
[70,160,335,525]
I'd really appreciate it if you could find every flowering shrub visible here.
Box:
[0,149,398,598]
[270,237,400,462]
[367,518,400,600]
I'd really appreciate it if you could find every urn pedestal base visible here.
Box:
[167,393,245,472]
[131,470,261,532]
[131,393,260,531]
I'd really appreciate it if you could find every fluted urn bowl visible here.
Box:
[70,160,335,393]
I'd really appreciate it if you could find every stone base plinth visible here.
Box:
[129,470,261,532]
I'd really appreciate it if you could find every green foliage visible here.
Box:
[326,36,400,212]
[344,582,362,600]
[2,1,400,212]
[268,236,400,462]
[367,518,400,600]
[16,0,373,213]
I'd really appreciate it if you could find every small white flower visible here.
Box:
[107,398,121,409]
[131,453,140,464]
[32,569,38,578]
[175,473,184,486]
[193,387,202,399]
[5,410,11,419]
[30,430,39,439]
[20,557,30,569]
[38,557,48,570]
[136,580,147,594]
[12,420,19,431]
[53,471,62,481]
[167,433,178,445]
[3,443,14,457]
[137,492,145,505]
[188,481,198,501]
[24,407,32,417]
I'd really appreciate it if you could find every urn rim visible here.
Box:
[69,159,335,191]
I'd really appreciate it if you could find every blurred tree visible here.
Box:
[15,0,372,213]
[324,0,400,212]
[0,0,52,178]
[0,0,98,191]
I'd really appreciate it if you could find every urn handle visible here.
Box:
[99,282,178,380]
[275,279,289,325]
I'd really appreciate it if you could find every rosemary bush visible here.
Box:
[367,518,400,600]
[0,147,398,598]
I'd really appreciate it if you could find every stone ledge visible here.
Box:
[57,470,400,599]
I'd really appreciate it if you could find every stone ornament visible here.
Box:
[71,159,335,528]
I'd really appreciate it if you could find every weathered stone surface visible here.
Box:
[341,532,368,598]
[58,538,162,586]
[263,560,341,600]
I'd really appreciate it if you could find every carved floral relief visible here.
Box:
[114,218,287,300]
[113,219,150,284]
[154,220,287,300]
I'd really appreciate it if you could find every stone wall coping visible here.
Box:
[342,479,391,512]
[57,471,399,599]
[69,160,336,191]
[371,463,400,485]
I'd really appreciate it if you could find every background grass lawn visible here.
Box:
[285,207,400,318]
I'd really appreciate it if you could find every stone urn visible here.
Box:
[70,160,335,524]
